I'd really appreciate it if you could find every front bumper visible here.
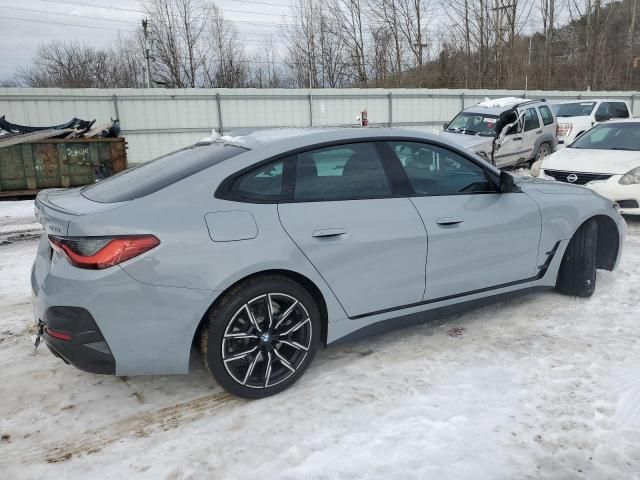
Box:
[539,171,640,215]
[583,176,640,216]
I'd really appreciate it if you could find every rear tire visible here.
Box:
[556,219,598,297]
[200,275,321,399]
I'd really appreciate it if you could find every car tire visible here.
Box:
[556,219,598,297]
[200,275,321,399]
[534,142,551,162]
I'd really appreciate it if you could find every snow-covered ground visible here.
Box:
[1,200,640,480]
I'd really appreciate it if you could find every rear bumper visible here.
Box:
[43,306,115,374]
[31,234,218,376]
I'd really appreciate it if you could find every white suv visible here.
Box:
[552,99,632,148]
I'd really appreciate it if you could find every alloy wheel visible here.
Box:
[537,144,550,160]
[221,293,312,389]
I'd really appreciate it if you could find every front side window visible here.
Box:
[596,102,612,118]
[523,108,541,131]
[387,141,496,195]
[539,105,554,125]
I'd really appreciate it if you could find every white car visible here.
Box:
[552,99,632,148]
[534,119,640,215]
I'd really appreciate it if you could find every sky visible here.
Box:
[0,0,553,82]
[0,0,293,80]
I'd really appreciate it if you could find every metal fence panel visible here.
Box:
[1,87,638,164]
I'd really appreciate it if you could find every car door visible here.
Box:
[521,107,543,158]
[277,141,427,318]
[492,111,524,167]
[383,140,542,301]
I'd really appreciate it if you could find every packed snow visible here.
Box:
[1,200,640,480]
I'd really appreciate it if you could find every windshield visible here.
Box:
[554,102,596,117]
[82,143,247,203]
[446,112,498,136]
[570,123,640,151]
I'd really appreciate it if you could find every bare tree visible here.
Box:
[18,40,144,88]
[202,5,249,87]
[145,0,207,87]
[368,0,406,79]
[325,0,369,85]
[284,0,351,87]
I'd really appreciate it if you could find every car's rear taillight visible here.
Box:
[48,235,160,270]
[557,123,572,137]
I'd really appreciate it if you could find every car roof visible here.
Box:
[463,97,547,116]
[552,98,628,104]
[207,127,444,150]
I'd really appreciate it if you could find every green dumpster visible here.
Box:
[0,137,127,197]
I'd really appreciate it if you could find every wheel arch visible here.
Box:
[592,215,619,271]
[191,269,329,351]
[568,214,619,271]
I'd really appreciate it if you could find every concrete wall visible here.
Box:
[1,87,638,163]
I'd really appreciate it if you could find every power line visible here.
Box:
[0,4,139,25]
[0,6,290,43]
[0,14,136,32]
[34,0,296,19]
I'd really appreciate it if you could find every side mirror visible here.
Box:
[499,170,519,193]
[595,112,611,122]
[442,121,449,130]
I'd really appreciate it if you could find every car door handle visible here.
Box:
[512,136,522,141]
[436,217,464,226]
[536,130,542,134]
[312,228,347,238]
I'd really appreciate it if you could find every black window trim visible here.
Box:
[215,136,503,203]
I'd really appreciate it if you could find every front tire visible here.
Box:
[200,275,321,399]
[535,142,551,162]
[556,219,598,297]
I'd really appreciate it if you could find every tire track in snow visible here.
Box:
[17,392,238,464]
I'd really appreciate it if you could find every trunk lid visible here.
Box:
[35,188,129,236]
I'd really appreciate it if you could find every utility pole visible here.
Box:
[491,0,515,88]
[142,19,152,88]
[525,35,532,94]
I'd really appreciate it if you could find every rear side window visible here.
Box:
[234,159,286,201]
[82,144,247,203]
[611,102,630,118]
[293,142,391,201]
[539,105,554,125]
[523,108,541,131]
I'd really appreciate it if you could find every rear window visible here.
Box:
[555,102,596,117]
[82,143,247,203]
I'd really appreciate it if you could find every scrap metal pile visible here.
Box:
[0,116,121,148]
